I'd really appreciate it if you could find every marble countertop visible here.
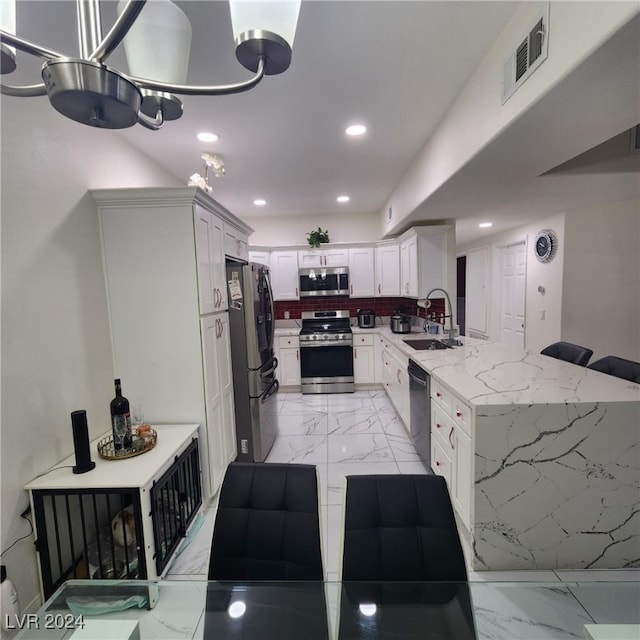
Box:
[274,323,639,405]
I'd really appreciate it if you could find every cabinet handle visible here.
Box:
[350,284,353,295]
[378,283,381,294]
[396,369,401,383]
[435,460,440,467]
[355,348,357,359]
[436,423,441,429]
[436,392,442,398]
[448,427,455,449]
[296,349,299,360]
[456,411,463,418]
[296,287,299,297]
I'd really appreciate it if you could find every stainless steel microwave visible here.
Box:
[299,267,349,297]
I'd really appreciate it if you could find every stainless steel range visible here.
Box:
[299,310,354,394]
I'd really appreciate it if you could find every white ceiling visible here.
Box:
[5,1,640,246]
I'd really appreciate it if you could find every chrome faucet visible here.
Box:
[421,287,460,344]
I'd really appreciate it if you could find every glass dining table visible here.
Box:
[10,578,640,640]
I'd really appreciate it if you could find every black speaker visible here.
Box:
[71,410,95,474]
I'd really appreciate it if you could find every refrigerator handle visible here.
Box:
[262,378,279,402]
[264,269,276,351]
[261,357,279,378]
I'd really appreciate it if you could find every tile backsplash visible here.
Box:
[274,297,445,321]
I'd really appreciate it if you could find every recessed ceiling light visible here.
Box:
[478,222,493,228]
[345,124,366,137]
[197,132,219,143]
[253,199,266,206]
[337,195,350,203]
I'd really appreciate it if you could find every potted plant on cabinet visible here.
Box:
[307,227,330,248]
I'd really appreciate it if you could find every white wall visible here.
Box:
[460,213,566,352]
[460,199,640,360]
[382,1,639,233]
[562,198,640,361]
[243,210,381,247]
[1,98,181,613]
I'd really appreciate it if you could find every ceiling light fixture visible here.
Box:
[0,0,301,130]
[253,199,266,206]
[478,222,493,228]
[197,132,219,143]
[345,124,366,136]
[336,195,350,203]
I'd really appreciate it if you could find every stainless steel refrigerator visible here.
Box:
[225,260,279,462]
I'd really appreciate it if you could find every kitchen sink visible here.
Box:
[402,338,451,350]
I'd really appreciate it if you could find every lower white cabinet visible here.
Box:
[276,335,301,387]
[380,337,409,428]
[430,378,473,530]
[353,333,375,383]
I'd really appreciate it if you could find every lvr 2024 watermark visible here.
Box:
[4,613,85,630]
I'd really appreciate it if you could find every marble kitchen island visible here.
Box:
[391,332,640,571]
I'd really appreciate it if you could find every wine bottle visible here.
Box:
[110,378,132,451]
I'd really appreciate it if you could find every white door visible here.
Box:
[194,206,215,315]
[375,244,400,296]
[500,242,526,348]
[271,251,299,300]
[466,246,490,336]
[324,248,349,267]
[217,313,237,463]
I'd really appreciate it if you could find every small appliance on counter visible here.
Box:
[390,313,411,334]
[356,309,376,328]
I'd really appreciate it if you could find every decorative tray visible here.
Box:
[97,426,157,460]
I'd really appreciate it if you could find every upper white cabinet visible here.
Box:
[399,226,455,299]
[348,246,375,297]
[224,222,248,261]
[375,243,400,297]
[466,246,490,336]
[270,250,299,300]
[248,250,270,266]
[195,204,227,313]
[298,247,349,267]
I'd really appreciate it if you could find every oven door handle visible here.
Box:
[299,341,353,348]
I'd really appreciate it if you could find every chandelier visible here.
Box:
[0,0,301,130]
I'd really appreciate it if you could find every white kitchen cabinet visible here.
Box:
[348,247,375,297]
[224,222,249,261]
[93,187,249,499]
[380,337,409,428]
[270,250,299,300]
[276,335,301,387]
[248,249,270,266]
[430,378,473,531]
[399,226,455,301]
[466,245,490,336]
[194,203,227,313]
[298,247,349,267]
[353,333,375,384]
[375,242,400,296]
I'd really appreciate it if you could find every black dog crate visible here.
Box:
[28,428,202,600]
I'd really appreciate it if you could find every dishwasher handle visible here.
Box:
[408,370,428,387]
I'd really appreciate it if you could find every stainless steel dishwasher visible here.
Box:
[408,359,432,472]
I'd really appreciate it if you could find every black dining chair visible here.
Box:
[588,355,640,383]
[208,462,324,580]
[204,462,328,640]
[338,474,476,639]
[540,341,593,366]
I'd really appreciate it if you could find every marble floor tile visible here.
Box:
[266,434,328,464]
[378,410,411,437]
[324,504,345,576]
[327,392,377,414]
[327,433,395,464]
[277,411,328,435]
[396,460,430,474]
[315,462,328,506]
[326,461,400,505]
[327,411,384,435]
[280,393,328,415]
[387,432,424,462]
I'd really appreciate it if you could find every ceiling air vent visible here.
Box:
[502,4,549,104]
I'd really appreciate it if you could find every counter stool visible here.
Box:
[588,356,640,383]
[540,341,593,366]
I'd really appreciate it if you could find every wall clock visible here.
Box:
[534,229,557,263]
